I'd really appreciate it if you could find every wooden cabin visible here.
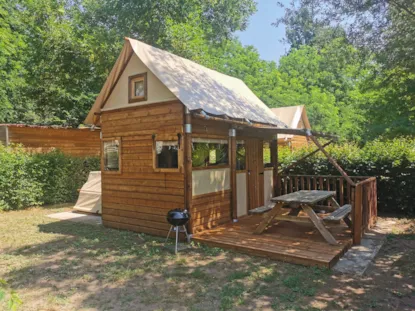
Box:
[85,38,377,267]
[271,105,311,149]
[85,38,289,236]
[0,124,100,157]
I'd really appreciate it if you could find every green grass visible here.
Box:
[0,207,412,311]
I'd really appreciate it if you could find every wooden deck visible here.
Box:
[192,215,352,268]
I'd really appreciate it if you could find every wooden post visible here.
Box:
[308,135,355,186]
[184,108,193,232]
[230,128,238,220]
[271,139,280,196]
[353,183,363,244]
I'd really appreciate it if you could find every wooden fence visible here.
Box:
[277,175,377,244]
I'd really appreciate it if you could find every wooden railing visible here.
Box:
[277,175,377,244]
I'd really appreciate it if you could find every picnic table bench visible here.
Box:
[253,190,352,245]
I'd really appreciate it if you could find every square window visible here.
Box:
[103,139,121,172]
[192,139,229,168]
[129,73,147,103]
[155,141,179,169]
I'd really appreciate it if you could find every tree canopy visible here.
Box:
[0,0,414,141]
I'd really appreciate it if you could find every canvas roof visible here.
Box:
[270,105,311,139]
[85,38,286,127]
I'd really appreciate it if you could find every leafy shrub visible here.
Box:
[279,137,415,215]
[0,144,100,211]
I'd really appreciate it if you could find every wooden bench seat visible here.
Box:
[249,204,274,215]
[323,204,352,228]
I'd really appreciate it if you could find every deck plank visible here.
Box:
[193,215,352,268]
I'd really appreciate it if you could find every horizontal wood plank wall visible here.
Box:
[191,191,231,233]
[7,127,100,157]
[190,118,232,233]
[278,136,309,150]
[101,101,184,237]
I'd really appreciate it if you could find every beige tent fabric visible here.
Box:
[85,43,133,124]
[271,105,311,139]
[73,171,102,214]
[85,38,286,127]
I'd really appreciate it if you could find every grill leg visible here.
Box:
[175,226,179,254]
[165,225,173,244]
[182,225,191,243]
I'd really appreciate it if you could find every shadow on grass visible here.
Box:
[3,216,413,311]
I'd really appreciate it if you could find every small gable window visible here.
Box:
[129,73,147,103]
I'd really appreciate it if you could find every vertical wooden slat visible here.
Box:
[307,177,311,190]
[184,109,193,232]
[301,176,305,190]
[271,139,279,196]
[230,130,237,220]
[314,177,318,190]
[319,177,323,190]
[339,177,344,206]
[353,183,363,245]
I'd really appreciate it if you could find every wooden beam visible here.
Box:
[279,140,334,174]
[230,128,237,220]
[353,184,363,244]
[184,108,193,233]
[308,136,355,186]
[271,138,279,196]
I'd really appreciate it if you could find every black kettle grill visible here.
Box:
[165,209,191,254]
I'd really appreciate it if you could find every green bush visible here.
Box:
[279,137,415,215]
[0,144,100,211]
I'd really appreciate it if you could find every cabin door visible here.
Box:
[246,138,265,211]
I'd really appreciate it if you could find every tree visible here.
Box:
[276,0,415,139]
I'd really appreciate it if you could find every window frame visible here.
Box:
[128,73,148,103]
[191,137,230,170]
[101,137,122,174]
[263,140,274,169]
[236,140,247,172]
[152,138,183,173]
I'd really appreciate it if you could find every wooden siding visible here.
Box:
[191,191,232,233]
[6,126,100,157]
[101,101,185,237]
[190,118,232,233]
[278,135,309,150]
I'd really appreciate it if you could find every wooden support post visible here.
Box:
[353,183,363,244]
[184,108,193,233]
[308,135,355,186]
[230,128,238,220]
[279,140,333,175]
[271,137,279,196]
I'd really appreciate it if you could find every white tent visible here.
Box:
[73,171,102,214]
[85,38,286,128]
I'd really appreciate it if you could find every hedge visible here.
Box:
[279,137,415,215]
[0,144,100,211]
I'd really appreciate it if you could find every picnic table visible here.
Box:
[253,190,352,245]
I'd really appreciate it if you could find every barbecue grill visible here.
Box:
[165,208,191,254]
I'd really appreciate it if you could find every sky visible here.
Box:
[237,0,290,63]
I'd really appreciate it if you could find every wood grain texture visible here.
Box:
[101,102,185,237]
[6,126,100,157]
[190,190,232,233]
[193,214,352,268]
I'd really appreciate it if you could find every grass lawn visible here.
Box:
[0,206,413,311]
